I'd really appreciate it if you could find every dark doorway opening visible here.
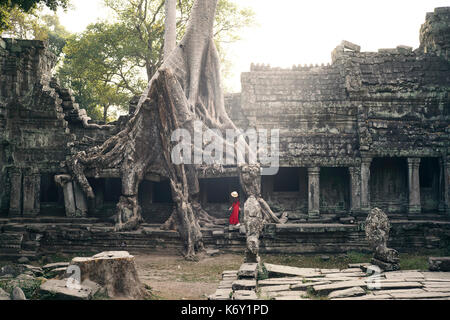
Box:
[153,180,174,203]
[319,167,350,213]
[273,167,300,192]
[370,157,408,213]
[420,157,440,212]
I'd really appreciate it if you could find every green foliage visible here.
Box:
[0,0,68,32]
[0,277,44,300]
[57,22,140,122]
[257,263,269,281]
[55,0,254,121]
[1,7,71,57]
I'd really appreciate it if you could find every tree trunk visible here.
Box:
[66,0,281,260]
[71,251,147,299]
[103,104,109,124]
[164,0,177,60]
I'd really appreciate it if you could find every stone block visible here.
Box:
[232,279,257,291]
[264,263,319,278]
[39,279,101,300]
[328,286,365,299]
[238,263,258,279]
[429,257,450,271]
[233,290,257,300]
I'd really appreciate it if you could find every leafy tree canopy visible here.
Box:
[57,0,254,122]
[0,0,69,32]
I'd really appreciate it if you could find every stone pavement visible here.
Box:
[208,262,450,300]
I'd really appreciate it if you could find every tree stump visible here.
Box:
[70,251,147,299]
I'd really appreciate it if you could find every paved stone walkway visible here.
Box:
[209,262,450,300]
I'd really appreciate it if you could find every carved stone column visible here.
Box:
[349,166,361,214]
[308,167,320,218]
[407,158,421,214]
[439,157,450,215]
[55,175,76,217]
[73,181,88,217]
[360,157,372,214]
[9,168,23,217]
[22,169,40,217]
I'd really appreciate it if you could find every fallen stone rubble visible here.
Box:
[209,262,450,300]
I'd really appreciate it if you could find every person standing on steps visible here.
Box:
[229,191,240,227]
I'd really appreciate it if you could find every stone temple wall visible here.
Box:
[228,7,450,219]
[0,7,449,224]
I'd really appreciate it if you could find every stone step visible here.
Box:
[238,263,258,279]
[233,290,257,300]
[366,281,423,290]
[291,280,332,290]
[313,280,366,294]
[232,280,257,291]
[258,277,305,286]
[264,263,320,278]
[260,284,291,293]
[209,289,232,300]
[429,257,450,271]
[390,291,450,299]
[328,286,366,299]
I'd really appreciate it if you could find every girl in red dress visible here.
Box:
[229,191,240,226]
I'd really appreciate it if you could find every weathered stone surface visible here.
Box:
[264,290,306,299]
[390,291,450,299]
[233,290,258,300]
[291,280,332,290]
[365,208,399,271]
[264,263,319,278]
[0,288,10,300]
[368,281,423,290]
[237,263,258,279]
[429,257,450,271]
[71,251,147,299]
[313,280,366,293]
[273,296,308,300]
[39,279,101,300]
[258,277,305,286]
[11,287,26,300]
[231,279,257,291]
[328,286,365,299]
[260,284,291,293]
[209,289,232,300]
[43,262,70,271]
[17,257,29,264]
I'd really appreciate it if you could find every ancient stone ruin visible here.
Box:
[365,207,400,271]
[0,7,449,259]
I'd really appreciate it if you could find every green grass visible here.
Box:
[261,249,449,271]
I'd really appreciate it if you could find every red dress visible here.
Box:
[229,200,240,225]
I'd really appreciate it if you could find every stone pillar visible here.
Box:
[9,168,23,217]
[439,158,449,215]
[308,167,320,218]
[55,175,76,217]
[349,166,361,214]
[22,169,40,217]
[360,157,372,214]
[407,158,421,214]
[73,181,88,217]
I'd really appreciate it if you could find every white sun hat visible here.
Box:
[231,191,238,198]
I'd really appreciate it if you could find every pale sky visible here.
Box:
[56,0,450,92]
